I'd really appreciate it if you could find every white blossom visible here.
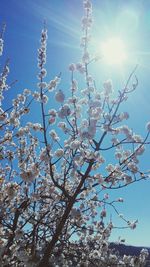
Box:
[103,79,113,95]
[69,63,76,72]
[49,130,60,141]
[55,90,65,103]
[58,104,71,118]
[146,121,150,132]
[54,149,64,157]
[0,38,4,56]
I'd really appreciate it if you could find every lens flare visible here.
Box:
[101,38,127,65]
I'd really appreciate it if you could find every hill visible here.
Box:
[110,243,150,266]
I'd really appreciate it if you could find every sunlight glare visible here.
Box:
[100,38,127,65]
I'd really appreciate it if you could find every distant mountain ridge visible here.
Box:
[110,243,150,266]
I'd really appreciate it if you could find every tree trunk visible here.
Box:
[37,200,74,267]
[38,162,93,267]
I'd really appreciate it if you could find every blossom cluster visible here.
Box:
[0,2,149,266]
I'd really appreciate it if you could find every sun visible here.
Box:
[100,37,127,65]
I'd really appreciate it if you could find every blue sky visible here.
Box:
[0,0,150,247]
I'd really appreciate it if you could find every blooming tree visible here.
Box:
[0,1,149,266]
